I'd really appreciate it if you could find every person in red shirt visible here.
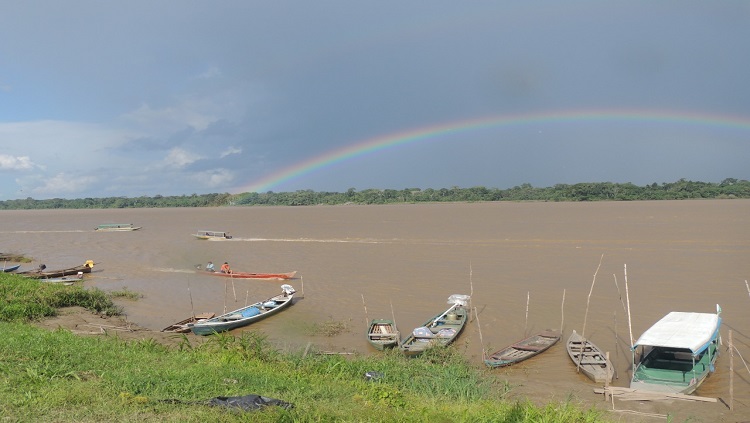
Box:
[220,262,231,274]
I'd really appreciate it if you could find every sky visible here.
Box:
[1,1,749,200]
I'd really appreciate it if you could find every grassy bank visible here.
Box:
[0,274,607,422]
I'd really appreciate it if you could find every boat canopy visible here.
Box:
[633,311,721,354]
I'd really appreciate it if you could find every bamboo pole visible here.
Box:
[474,307,486,360]
[245,290,249,306]
[613,312,618,379]
[581,254,604,340]
[230,273,237,302]
[624,264,634,347]
[745,280,749,301]
[729,330,734,411]
[188,283,195,319]
[223,280,227,314]
[361,294,369,327]
[560,288,565,334]
[524,291,530,336]
[301,276,305,298]
[613,274,627,313]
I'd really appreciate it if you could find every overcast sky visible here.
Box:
[1,1,749,200]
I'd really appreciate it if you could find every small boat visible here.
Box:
[193,230,232,240]
[566,330,614,384]
[485,329,561,368]
[2,264,21,272]
[399,294,471,357]
[202,270,297,280]
[161,312,216,333]
[189,284,296,336]
[17,260,95,279]
[630,305,722,395]
[95,223,141,231]
[40,274,85,284]
[367,318,400,351]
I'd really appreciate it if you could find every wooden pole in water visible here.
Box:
[560,288,565,334]
[474,307,486,360]
[524,291,530,336]
[613,274,627,313]
[613,312,618,380]
[188,284,195,319]
[729,330,734,411]
[230,273,237,302]
[624,264,635,376]
[581,254,604,340]
[745,280,749,302]
[361,294,369,327]
[223,280,227,314]
[301,276,305,298]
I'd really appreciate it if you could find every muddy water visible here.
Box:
[2,200,749,420]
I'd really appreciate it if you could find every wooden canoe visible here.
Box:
[367,318,400,351]
[189,285,296,336]
[17,261,94,279]
[485,329,561,368]
[399,294,471,357]
[161,312,216,333]
[1,264,21,272]
[202,270,297,280]
[566,330,614,384]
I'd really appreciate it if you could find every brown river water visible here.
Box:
[2,200,749,421]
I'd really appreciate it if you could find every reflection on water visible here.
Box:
[1,201,749,410]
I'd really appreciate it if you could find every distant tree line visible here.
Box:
[1,178,748,210]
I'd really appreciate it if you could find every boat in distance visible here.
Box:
[202,270,297,280]
[17,260,95,279]
[485,329,561,368]
[630,306,722,395]
[566,330,614,384]
[193,230,232,240]
[399,294,470,357]
[367,318,400,351]
[161,312,216,333]
[188,284,296,335]
[95,223,141,231]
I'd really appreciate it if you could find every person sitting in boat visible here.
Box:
[220,262,231,274]
[206,261,215,272]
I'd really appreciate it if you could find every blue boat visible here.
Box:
[189,285,296,335]
[2,264,21,272]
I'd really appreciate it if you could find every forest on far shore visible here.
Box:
[1,178,748,210]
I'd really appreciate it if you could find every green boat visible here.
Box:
[367,318,400,351]
[630,305,722,395]
[399,294,470,357]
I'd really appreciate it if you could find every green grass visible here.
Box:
[0,274,609,422]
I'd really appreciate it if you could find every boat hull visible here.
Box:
[399,305,469,357]
[17,264,93,279]
[485,329,560,368]
[1,264,21,272]
[189,290,295,335]
[367,319,400,351]
[161,312,216,333]
[566,330,614,384]
[203,270,297,280]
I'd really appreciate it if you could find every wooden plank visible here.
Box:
[594,387,717,403]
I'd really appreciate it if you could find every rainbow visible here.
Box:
[233,109,750,193]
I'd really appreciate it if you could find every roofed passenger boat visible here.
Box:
[630,305,722,395]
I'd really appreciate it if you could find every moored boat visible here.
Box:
[17,261,95,279]
[399,294,471,357]
[367,318,400,351]
[2,264,21,272]
[202,270,297,280]
[485,329,561,368]
[95,223,141,231]
[630,305,722,395]
[188,284,296,335]
[193,230,232,240]
[161,312,216,333]
[566,330,614,384]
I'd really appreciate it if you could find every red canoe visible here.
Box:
[202,270,297,280]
